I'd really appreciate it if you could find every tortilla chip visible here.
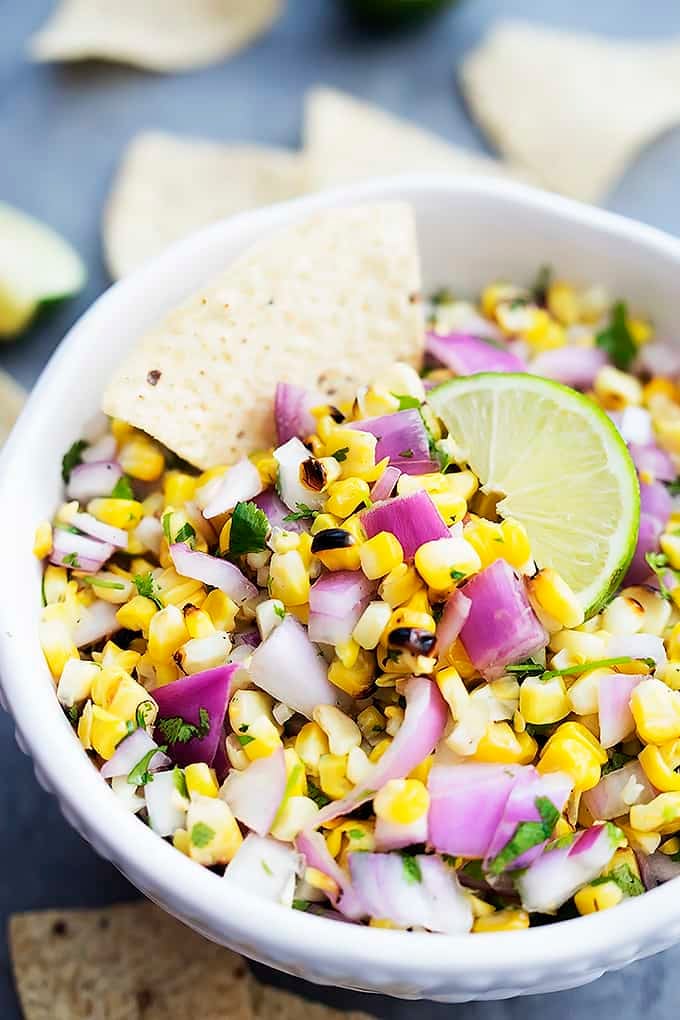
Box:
[102,202,424,469]
[0,369,26,446]
[304,86,521,190]
[28,0,283,72]
[104,132,307,279]
[460,21,680,202]
[250,982,373,1020]
[9,902,253,1020]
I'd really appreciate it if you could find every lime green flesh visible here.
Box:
[429,373,640,616]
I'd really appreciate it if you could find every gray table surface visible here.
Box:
[3,0,680,1016]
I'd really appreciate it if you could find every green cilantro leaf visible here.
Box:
[292,899,310,911]
[487,796,559,876]
[229,501,269,557]
[172,767,188,800]
[401,854,422,884]
[283,503,319,523]
[347,828,365,840]
[505,659,545,680]
[274,603,286,620]
[601,749,635,776]
[162,510,173,544]
[531,264,552,306]
[542,656,652,681]
[190,822,215,848]
[81,576,126,591]
[392,393,422,411]
[449,569,466,582]
[430,287,455,306]
[156,708,210,745]
[174,521,196,546]
[592,863,644,898]
[332,447,350,463]
[133,571,163,610]
[63,552,79,568]
[61,439,88,483]
[665,479,680,497]
[127,744,167,787]
[261,859,274,876]
[398,448,414,459]
[67,704,81,726]
[595,301,636,371]
[645,551,674,600]
[237,733,255,746]
[307,780,331,809]
[110,475,135,500]
[135,700,156,730]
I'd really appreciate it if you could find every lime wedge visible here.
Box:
[429,373,640,615]
[0,202,86,339]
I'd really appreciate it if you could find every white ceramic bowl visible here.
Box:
[2,175,680,1003]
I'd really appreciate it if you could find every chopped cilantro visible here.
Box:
[441,853,458,868]
[430,287,455,306]
[66,704,81,726]
[601,749,634,776]
[592,863,644,898]
[229,501,269,557]
[134,571,163,609]
[127,745,167,787]
[237,733,255,747]
[190,822,215,848]
[505,659,545,681]
[61,439,88,483]
[401,853,422,884]
[645,551,675,600]
[431,602,444,625]
[161,511,173,544]
[432,440,452,473]
[398,448,414,459]
[531,264,552,306]
[110,475,135,500]
[62,552,79,568]
[392,393,422,410]
[347,828,365,840]
[156,707,210,745]
[665,479,680,497]
[487,796,559,876]
[261,859,274,877]
[135,700,156,730]
[172,767,188,799]
[595,301,636,371]
[274,604,286,620]
[283,503,319,522]
[307,780,331,809]
[174,521,196,545]
[332,447,350,463]
[449,569,466,582]
[81,576,126,591]
[385,648,402,663]
[543,656,655,681]
[292,899,310,911]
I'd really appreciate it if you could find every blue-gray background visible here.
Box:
[2,0,680,1015]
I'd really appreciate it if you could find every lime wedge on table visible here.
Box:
[0,201,86,339]
[429,373,640,616]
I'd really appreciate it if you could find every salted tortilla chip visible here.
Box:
[9,902,253,1020]
[0,369,26,446]
[102,202,424,469]
[304,86,522,189]
[460,20,680,202]
[250,981,373,1020]
[104,132,307,279]
[28,0,282,72]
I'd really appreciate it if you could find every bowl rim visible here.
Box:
[2,172,680,983]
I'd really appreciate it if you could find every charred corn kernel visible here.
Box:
[325,477,371,518]
[269,550,309,606]
[305,867,340,899]
[643,377,676,406]
[387,606,436,636]
[43,564,69,604]
[594,365,643,410]
[241,716,282,761]
[378,563,422,608]
[313,705,361,756]
[601,594,645,635]
[661,532,680,570]
[294,722,329,776]
[201,589,238,632]
[520,675,570,725]
[185,763,219,799]
[574,881,623,915]
[88,497,143,531]
[369,737,392,763]
[473,909,530,933]
[472,721,537,765]
[119,436,165,481]
[359,531,404,580]
[312,532,361,572]
[538,721,607,791]
[629,317,652,346]
[356,705,386,740]
[429,492,467,526]
[89,705,129,760]
[187,796,242,866]
[631,677,680,744]
[108,677,154,722]
[547,281,579,325]
[414,537,481,592]
[57,658,100,708]
[498,517,531,569]
[657,661,680,691]
[353,601,393,651]
[318,753,352,799]
[33,521,53,559]
[162,471,197,507]
[184,606,215,640]
[374,779,429,825]
[249,449,278,486]
[270,795,319,841]
[660,837,680,856]
[148,604,189,662]
[310,513,341,536]
[116,595,157,635]
[639,741,680,793]
[527,568,584,628]
[328,646,375,697]
[324,429,377,480]
[225,733,249,771]
[630,791,680,834]
[435,666,469,719]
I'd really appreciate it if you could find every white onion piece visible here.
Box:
[51,529,115,573]
[224,834,302,907]
[170,543,257,604]
[618,406,653,446]
[73,600,120,648]
[101,728,169,779]
[607,634,667,666]
[202,458,263,519]
[296,830,364,919]
[135,515,163,556]
[66,461,122,502]
[69,511,128,548]
[582,761,656,821]
[273,437,325,513]
[144,770,187,837]
[517,824,623,913]
[220,749,286,836]
[81,434,118,463]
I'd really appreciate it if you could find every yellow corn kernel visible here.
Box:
[184,606,215,640]
[463,518,508,570]
[249,449,278,486]
[305,867,340,900]
[630,791,680,834]
[352,601,392,651]
[369,738,392,763]
[409,754,434,785]
[313,705,361,757]
[229,689,275,730]
[667,622,680,661]
[108,677,154,723]
[163,471,197,507]
[324,429,377,481]
[414,536,481,592]
[218,519,232,555]
[88,497,143,531]
[324,477,371,519]
[435,666,469,719]
[225,733,249,771]
[242,716,282,761]
[429,492,468,526]
[270,795,319,841]
[468,893,496,920]
[661,532,680,570]
[333,638,359,669]
[89,705,129,760]
[269,550,309,607]
[629,317,652,346]
[519,675,570,725]
[443,638,477,680]
[173,829,191,856]
[318,753,352,800]
[594,365,643,410]
[473,909,530,933]
[619,823,660,855]
[42,564,68,604]
[600,594,646,636]
[359,531,404,580]
[328,646,375,697]
[657,661,680,691]
[660,837,680,856]
[378,563,424,609]
[325,819,374,860]
[638,741,680,793]
[357,705,386,742]
[200,589,237,633]
[39,617,79,678]
[185,762,219,799]
[91,666,127,710]
[497,517,531,569]
[116,595,157,635]
[119,436,165,481]
[472,722,537,765]
[643,377,676,406]
[148,604,190,662]
[313,534,362,572]
[522,309,566,352]
[33,521,53,559]
[574,881,623,915]
[537,721,607,792]
[310,512,341,536]
[282,747,307,797]
[547,281,579,326]
[567,667,611,716]
[549,628,608,662]
[631,677,680,744]
[187,796,243,866]
[110,418,134,443]
[294,722,329,776]
[374,778,429,825]
[527,568,584,629]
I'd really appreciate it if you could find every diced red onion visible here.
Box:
[220,749,286,837]
[483,768,572,873]
[254,488,308,534]
[153,664,236,767]
[81,434,118,463]
[308,570,375,646]
[434,589,471,656]
[361,490,449,560]
[144,770,187,837]
[349,410,437,475]
[66,461,122,502]
[314,677,448,827]
[529,346,607,390]
[100,727,169,779]
[249,614,346,718]
[636,340,680,379]
[224,833,302,907]
[348,853,472,934]
[51,529,115,573]
[624,512,664,585]
[296,830,364,920]
[637,850,680,889]
[202,458,263,519]
[274,382,324,445]
[69,511,128,548]
[170,543,257,604]
[629,443,676,483]
[517,824,622,913]
[639,480,672,530]
[460,560,548,680]
[426,332,525,375]
[583,761,656,821]
[428,763,519,858]
[232,628,261,649]
[135,515,163,556]
[607,633,667,666]
[597,673,644,748]
[73,600,120,647]
[371,466,401,502]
